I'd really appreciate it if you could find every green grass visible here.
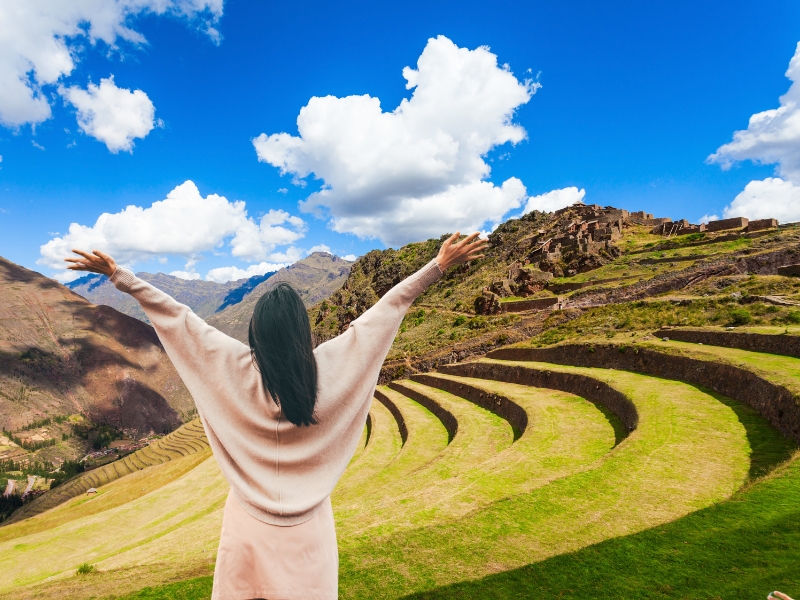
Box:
[114,452,800,600]
[644,339,800,397]
[113,577,213,599]
[404,451,800,600]
[529,299,800,347]
[330,361,752,598]
[1,343,795,600]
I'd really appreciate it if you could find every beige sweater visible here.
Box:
[110,259,443,526]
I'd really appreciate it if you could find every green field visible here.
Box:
[0,332,798,598]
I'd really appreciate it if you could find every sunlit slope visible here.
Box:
[5,418,209,525]
[0,346,772,600]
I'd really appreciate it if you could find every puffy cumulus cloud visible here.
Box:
[0,0,223,128]
[342,254,357,262]
[308,244,331,254]
[60,76,158,152]
[254,35,536,247]
[520,187,586,215]
[709,42,800,183]
[709,42,800,223]
[722,177,800,222]
[38,180,306,281]
[205,261,289,284]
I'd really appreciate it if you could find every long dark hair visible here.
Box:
[249,283,318,426]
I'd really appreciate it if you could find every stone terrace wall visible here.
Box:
[374,389,408,444]
[412,373,528,438]
[487,344,800,444]
[707,217,748,232]
[501,297,561,313]
[389,381,458,443]
[654,328,800,359]
[438,360,638,433]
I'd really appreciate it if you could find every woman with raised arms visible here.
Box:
[66,231,487,600]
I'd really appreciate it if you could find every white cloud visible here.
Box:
[0,0,223,129]
[342,254,356,261]
[708,42,800,183]
[205,262,288,283]
[39,180,306,281]
[254,35,536,247]
[308,244,331,254]
[520,187,586,215]
[722,177,800,222]
[698,214,719,224]
[170,270,201,280]
[709,42,800,223]
[60,76,158,152]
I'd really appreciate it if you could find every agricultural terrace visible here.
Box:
[0,325,797,599]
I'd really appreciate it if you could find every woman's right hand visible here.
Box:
[64,249,118,277]
[436,232,489,271]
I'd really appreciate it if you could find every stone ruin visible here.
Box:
[475,201,780,315]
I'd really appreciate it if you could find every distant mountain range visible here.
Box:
[66,269,276,322]
[0,252,352,466]
[67,252,353,343]
[207,252,353,342]
[0,256,194,464]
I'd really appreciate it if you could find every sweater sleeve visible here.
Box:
[349,259,444,335]
[108,267,251,417]
[314,259,443,388]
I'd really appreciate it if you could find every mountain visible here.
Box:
[206,252,353,343]
[0,257,193,464]
[310,204,794,382]
[67,270,276,323]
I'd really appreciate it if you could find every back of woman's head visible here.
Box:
[249,283,318,426]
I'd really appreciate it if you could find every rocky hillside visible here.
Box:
[309,203,798,382]
[0,257,193,465]
[67,270,276,323]
[207,252,352,343]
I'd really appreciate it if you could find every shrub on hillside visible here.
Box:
[786,310,800,324]
[728,308,753,326]
[76,563,95,575]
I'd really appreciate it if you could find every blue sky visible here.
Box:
[1,1,799,282]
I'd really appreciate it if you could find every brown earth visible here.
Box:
[0,257,193,460]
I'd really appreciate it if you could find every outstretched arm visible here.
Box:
[328,231,488,352]
[65,249,250,417]
[65,248,117,277]
[434,231,489,271]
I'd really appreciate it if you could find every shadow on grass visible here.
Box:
[402,453,800,600]
[690,384,797,480]
[590,399,628,447]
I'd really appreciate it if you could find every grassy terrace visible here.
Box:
[2,323,800,598]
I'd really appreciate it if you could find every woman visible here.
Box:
[66,232,487,600]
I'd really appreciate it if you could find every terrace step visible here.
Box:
[333,361,754,592]
[488,341,800,444]
[3,418,210,525]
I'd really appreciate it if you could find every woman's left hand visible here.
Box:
[64,249,118,277]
